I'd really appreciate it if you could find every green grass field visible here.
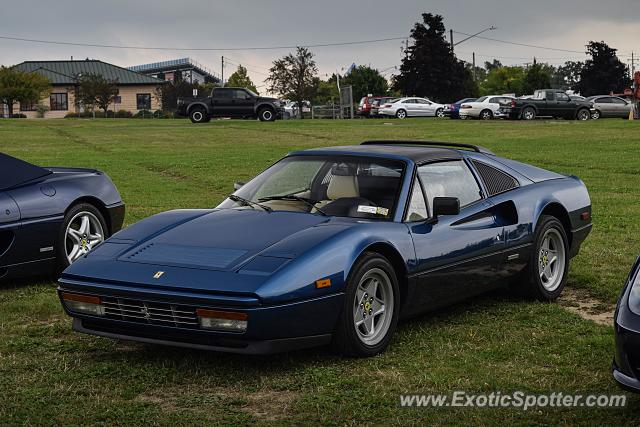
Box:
[0,118,639,425]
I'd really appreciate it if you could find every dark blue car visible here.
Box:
[444,98,477,119]
[58,141,592,357]
[613,256,640,392]
[0,153,124,280]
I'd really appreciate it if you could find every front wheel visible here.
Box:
[395,109,407,119]
[516,215,569,301]
[332,252,399,357]
[57,203,108,270]
[189,107,208,123]
[258,107,276,122]
[591,110,601,120]
[435,108,445,118]
[576,109,591,121]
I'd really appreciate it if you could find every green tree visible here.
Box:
[0,66,50,117]
[342,66,388,101]
[312,76,339,105]
[267,47,317,111]
[74,73,119,115]
[575,41,628,96]
[392,13,475,102]
[553,61,583,90]
[479,66,525,96]
[522,62,551,95]
[227,65,258,94]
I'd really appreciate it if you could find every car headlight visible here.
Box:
[61,292,105,316]
[196,309,248,332]
[629,267,640,315]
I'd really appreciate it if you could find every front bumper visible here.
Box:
[59,287,343,354]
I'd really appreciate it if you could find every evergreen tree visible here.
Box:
[574,41,628,96]
[393,13,476,102]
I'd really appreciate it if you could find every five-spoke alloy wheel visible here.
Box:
[333,252,399,357]
[58,203,108,269]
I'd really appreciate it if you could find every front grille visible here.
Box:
[102,296,199,329]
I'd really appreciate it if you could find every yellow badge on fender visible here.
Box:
[153,271,165,279]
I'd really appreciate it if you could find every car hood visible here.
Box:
[116,209,351,271]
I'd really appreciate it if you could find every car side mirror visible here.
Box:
[233,181,245,191]
[432,197,460,217]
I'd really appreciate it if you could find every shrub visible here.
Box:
[11,113,26,118]
[36,104,49,118]
[116,109,133,118]
[134,109,152,118]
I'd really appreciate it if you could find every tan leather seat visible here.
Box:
[314,174,359,211]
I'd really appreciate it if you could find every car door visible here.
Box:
[405,160,505,312]
[420,99,436,116]
[232,89,255,116]
[611,97,631,118]
[554,92,574,117]
[594,96,613,117]
[402,99,418,116]
[211,88,235,116]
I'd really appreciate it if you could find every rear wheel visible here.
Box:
[395,109,407,119]
[332,252,399,357]
[189,107,208,123]
[522,107,536,120]
[480,109,493,120]
[516,215,569,301]
[591,109,601,120]
[57,203,108,270]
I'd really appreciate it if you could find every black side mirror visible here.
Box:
[432,197,460,217]
[233,182,245,191]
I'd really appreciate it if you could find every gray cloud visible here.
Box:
[1,0,638,87]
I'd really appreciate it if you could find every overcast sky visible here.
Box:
[1,0,638,90]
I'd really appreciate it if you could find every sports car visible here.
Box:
[0,153,124,280]
[57,141,592,356]
[613,256,640,392]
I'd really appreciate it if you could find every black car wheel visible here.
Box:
[333,252,399,357]
[189,107,208,123]
[395,109,407,119]
[577,109,591,121]
[522,107,536,120]
[57,203,108,270]
[480,109,493,120]
[517,215,569,301]
[258,107,276,122]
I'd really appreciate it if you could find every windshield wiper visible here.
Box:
[259,195,328,216]
[229,194,272,213]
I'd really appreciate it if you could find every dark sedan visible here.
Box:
[613,256,640,392]
[444,98,477,119]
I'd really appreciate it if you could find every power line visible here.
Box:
[452,31,585,54]
[0,34,406,51]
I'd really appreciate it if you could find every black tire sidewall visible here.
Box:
[396,109,406,119]
[57,203,108,270]
[333,252,400,357]
[523,107,535,120]
[189,107,207,123]
[527,215,569,301]
[258,108,276,122]
[481,109,493,120]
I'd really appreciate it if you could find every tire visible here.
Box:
[459,114,468,120]
[332,252,400,357]
[435,108,445,118]
[258,107,276,122]
[516,215,569,301]
[57,203,108,270]
[395,109,407,119]
[576,109,591,121]
[480,109,493,120]
[591,110,601,120]
[521,107,536,120]
[189,107,208,123]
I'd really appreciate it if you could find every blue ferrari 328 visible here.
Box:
[0,153,124,280]
[58,141,592,356]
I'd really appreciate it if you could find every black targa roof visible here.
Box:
[0,153,51,191]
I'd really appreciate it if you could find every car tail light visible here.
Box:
[61,292,105,316]
[196,308,248,332]
[511,100,516,108]
[382,104,391,108]
[460,104,472,109]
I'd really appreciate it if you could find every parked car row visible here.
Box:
[358,90,634,121]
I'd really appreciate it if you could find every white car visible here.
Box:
[459,95,515,120]
[378,97,446,119]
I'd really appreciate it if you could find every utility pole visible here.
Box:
[450,30,454,53]
[221,56,225,87]
[472,52,476,81]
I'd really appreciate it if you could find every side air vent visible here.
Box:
[0,231,14,259]
[472,160,519,197]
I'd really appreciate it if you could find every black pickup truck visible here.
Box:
[504,89,595,120]
[177,87,284,123]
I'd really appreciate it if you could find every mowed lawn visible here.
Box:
[0,118,639,425]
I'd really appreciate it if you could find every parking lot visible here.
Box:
[1,117,639,425]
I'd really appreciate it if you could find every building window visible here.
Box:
[20,100,38,111]
[136,93,151,110]
[114,96,122,104]
[50,93,68,111]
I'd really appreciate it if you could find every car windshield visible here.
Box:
[218,155,405,220]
